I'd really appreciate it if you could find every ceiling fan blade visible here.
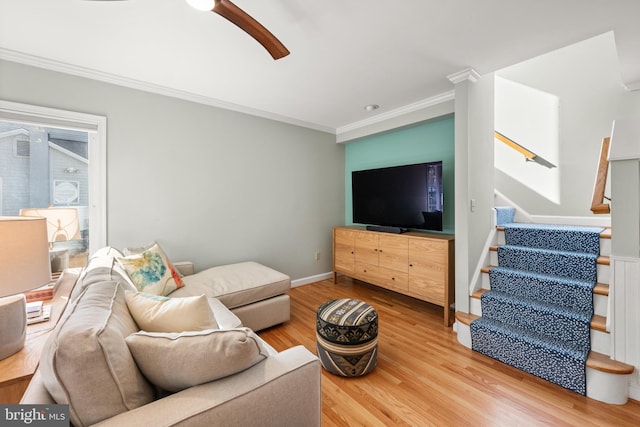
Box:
[212,0,290,60]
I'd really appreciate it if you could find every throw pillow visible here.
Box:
[117,241,184,295]
[125,328,268,392]
[125,292,218,332]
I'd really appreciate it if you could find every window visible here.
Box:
[0,100,106,259]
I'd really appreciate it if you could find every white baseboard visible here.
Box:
[291,272,333,288]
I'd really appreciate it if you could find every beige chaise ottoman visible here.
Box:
[172,261,291,331]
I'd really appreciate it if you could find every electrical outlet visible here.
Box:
[314,251,320,261]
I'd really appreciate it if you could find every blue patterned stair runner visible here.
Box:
[489,267,595,313]
[497,246,598,282]
[471,222,604,395]
[471,317,588,394]
[480,291,591,347]
[503,223,603,254]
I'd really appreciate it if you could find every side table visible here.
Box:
[0,269,78,404]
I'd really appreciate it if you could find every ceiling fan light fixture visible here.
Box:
[186,0,215,11]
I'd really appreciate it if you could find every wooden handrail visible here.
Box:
[494,131,536,159]
[591,137,611,214]
[494,131,556,168]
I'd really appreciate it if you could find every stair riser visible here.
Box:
[594,294,607,318]
[597,264,609,284]
[592,329,610,355]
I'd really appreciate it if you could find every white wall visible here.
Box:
[0,59,345,281]
[495,77,561,204]
[495,32,627,217]
[452,72,496,312]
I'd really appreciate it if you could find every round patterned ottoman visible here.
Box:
[316,298,378,377]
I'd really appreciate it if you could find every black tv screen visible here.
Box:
[352,161,443,232]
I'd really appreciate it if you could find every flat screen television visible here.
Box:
[352,161,443,232]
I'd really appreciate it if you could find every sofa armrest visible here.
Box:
[173,261,195,276]
[93,345,321,427]
[21,369,56,405]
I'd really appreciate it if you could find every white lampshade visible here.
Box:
[0,216,52,296]
[0,216,51,360]
[20,207,81,244]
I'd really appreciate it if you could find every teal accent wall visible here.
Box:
[345,114,455,233]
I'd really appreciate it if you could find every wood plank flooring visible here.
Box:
[258,276,640,427]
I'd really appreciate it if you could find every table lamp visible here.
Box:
[0,216,52,360]
[19,207,81,247]
[20,207,81,273]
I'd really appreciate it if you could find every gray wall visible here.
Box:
[0,59,344,281]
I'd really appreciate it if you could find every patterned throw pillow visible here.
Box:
[117,242,184,296]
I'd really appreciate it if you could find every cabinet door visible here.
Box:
[355,232,379,266]
[378,234,409,273]
[408,238,447,305]
[334,229,356,274]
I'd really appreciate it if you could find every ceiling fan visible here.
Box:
[87,0,290,60]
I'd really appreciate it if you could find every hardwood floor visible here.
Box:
[258,276,640,427]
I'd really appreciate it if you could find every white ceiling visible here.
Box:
[1,0,639,134]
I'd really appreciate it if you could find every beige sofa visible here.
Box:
[21,248,321,427]
[170,260,291,332]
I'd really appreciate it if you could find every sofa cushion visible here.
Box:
[70,246,136,301]
[172,261,290,309]
[125,292,218,332]
[117,242,184,296]
[40,281,155,427]
[125,328,269,392]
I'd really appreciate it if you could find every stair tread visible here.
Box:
[456,312,634,375]
[472,288,489,299]
[588,351,634,374]
[591,314,606,332]
[594,283,609,295]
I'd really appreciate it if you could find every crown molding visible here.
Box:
[0,48,335,134]
[336,91,455,136]
[447,68,480,84]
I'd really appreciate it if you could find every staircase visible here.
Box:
[456,207,634,404]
